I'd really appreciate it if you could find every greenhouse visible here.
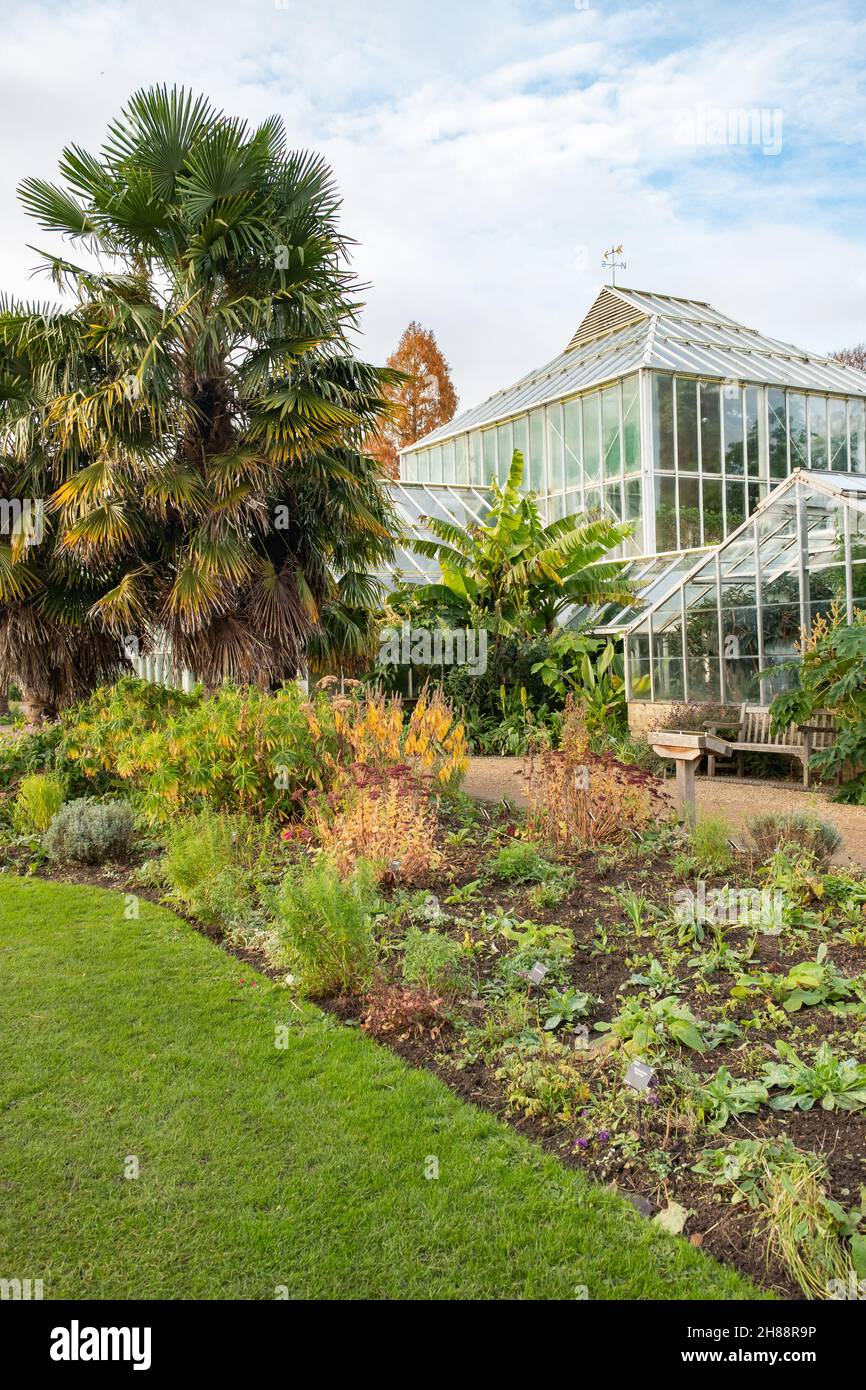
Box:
[623,469,866,706]
[387,284,866,718]
[393,283,866,564]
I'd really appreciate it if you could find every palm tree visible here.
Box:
[0,85,400,701]
[407,450,635,638]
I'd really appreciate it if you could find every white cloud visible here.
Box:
[1,0,866,409]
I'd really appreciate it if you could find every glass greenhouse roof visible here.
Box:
[402,286,866,453]
[381,481,492,585]
[623,469,866,706]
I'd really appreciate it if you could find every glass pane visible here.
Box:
[655,474,677,551]
[622,375,641,475]
[455,434,469,485]
[747,481,766,516]
[850,400,866,474]
[546,404,564,493]
[809,396,828,469]
[725,478,745,534]
[829,398,847,471]
[482,431,496,487]
[678,475,701,548]
[700,382,721,474]
[564,399,581,487]
[651,598,685,701]
[720,577,760,703]
[788,393,807,467]
[676,378,699,472]
[604,480,623,520]
[684,575,721,702]
[469,431,483,486]
[513,416,528,483]
[585,486,601,514]
[583,394,600,481]
[442,439,456,485]
[413,449,427,483]
[429,444,443,484]
[624,477,642,522]
[652,374,674,471]
[602,387,621,479]
[745,386,764,478]
[496,422,512,484]
[529,410,544,491]
[702,477,723,544]
[723,386,744,474]
[768,388,788,480]
[627,632,651,700]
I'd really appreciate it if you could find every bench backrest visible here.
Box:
[741,705,836,748]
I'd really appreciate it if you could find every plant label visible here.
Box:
[528,962,548,986]
[625,1060,654,1093]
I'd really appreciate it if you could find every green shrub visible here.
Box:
[690,816,734,874]
[13,774,65,832]
[45,797,135,864]
[0,723,64,792]
[488,842,555,884]
[161,809,267,929]
[272,857,378,995]
[769,608,866,801]
[401,925,470,996]
[747,811,842,865]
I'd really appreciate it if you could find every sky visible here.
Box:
[1,0,865,413]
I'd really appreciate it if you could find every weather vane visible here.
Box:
[602,244,626,285]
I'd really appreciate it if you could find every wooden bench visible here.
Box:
[704,704,837,789]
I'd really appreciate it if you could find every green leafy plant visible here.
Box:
[769,607,866,802]
[487,841,556,884]
[693,1137,865,1297]
[44,797,134,864]
[685,1065,768,1132]
[161,809,270,930]
[762,1040,866,1112]
[272,857,379,996]
[12,773,64,832]
[401,925,470,997]
[406,450,634,640]
[496,916,574,957]
[542,986,595,1031]
[733,946,865,1015]
[597,993,711,1054]
[495,1036,591,1123]
[689,816,734,874]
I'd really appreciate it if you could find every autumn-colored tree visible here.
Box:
[368,321,458,475]
[832,343,866,371]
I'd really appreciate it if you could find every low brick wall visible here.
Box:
[627,700,680,736]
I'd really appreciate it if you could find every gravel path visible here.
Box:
[463,755,866,867]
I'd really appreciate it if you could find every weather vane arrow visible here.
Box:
[602,244,626,285]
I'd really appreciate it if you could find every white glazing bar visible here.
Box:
[844,502,854,623]
[754,517,766,707]
[715,549,726,705]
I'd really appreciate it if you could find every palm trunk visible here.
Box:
[21,688,56,727]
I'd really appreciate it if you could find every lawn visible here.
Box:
[0,876,759,1300]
